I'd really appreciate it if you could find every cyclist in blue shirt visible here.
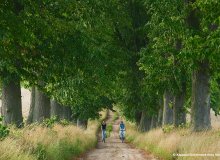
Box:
[119,121,126,142]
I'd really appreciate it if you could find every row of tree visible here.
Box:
[1,0,220,132]
[117,0,220,132]
[0,0,119,128]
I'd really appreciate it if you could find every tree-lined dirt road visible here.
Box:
[81,111,157,160]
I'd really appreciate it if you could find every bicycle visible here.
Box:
[119,129,125,143]
[102,130,106,143]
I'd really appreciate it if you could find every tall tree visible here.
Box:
[1,77,23,127]
[184,0,220,131]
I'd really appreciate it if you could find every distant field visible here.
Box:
[186,110,220,130]
[211,112,220,129]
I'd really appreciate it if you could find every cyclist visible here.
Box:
[119,121,126,142]
[101,121,107,143]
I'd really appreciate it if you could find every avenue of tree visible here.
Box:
[1,0,220,132]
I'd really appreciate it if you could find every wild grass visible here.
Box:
[0,124,96,160]
[0,110,108,160]
[126,122,220,160]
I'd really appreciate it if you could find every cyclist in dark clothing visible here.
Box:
[101,121,106,130]
[101,121,107,142]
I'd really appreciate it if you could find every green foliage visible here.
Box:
[60,119,70,126]
[35,144,47,160]
[211,79,220,115]
[179,122,191,129]
[42,116,59,128]
[1,0,220,129]
[113,112,119,121]
[162,125,175,134]
[162,123,192,133]
[42,116,71,128]
[106,123,113,138]
[0,117,9,139]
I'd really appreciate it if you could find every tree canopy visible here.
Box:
[1,0,220,131]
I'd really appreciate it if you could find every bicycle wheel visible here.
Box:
[102,131,106,143]
[120,131,124,143]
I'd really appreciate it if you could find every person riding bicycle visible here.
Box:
[119,121,126,141]
[101,121,107,142]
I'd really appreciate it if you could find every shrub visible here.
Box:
[178,122,190,129]
[0,116,9,139]
[60,119,70,126]
[42,116,59,128]
[42,116,72,128]
[162,125,174,133]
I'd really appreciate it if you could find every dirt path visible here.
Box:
[82,111,157,160]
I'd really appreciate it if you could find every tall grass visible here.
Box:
[0,110,108,160]
[126,122,220,160]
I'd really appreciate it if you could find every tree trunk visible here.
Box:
[61,106,72,121]
[50,99,62,119]
[157,108,163,127]
[173,85,186,127]
[150,116,157,129]
[33,87,50,122]
[156,98,163,127]
[77,119,88,129]
[191,61,211,131]
[135,111,142,125]
[27,87,35,124]
[1,78,23,127]
[162,91,173,125]
[184,0,211,131]
[138,111,151,132]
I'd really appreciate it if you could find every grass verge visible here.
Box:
[126,122,220,160]
[0,110,108,160]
